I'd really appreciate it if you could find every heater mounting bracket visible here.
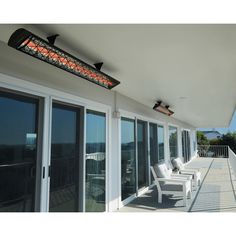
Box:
[47,34,59,45]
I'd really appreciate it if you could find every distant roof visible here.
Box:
[202,131,221,135]
[202,130,222,140]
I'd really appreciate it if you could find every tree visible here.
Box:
[209,138,220,145]
[197,131,209,145]
[218,132,236,153]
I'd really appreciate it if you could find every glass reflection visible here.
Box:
[182,130,191,163]
[158,125,165,161]
[49,103,79,212]
[137,120,148,189]
[86,110,106,212]
[121,117,136,201]
[169,126,178,159]
[0,91,38,212]
[149,123,158,166]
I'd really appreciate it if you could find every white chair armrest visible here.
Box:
[184,168,200,172]
[181,170,198,175]
[171,174,192,180]
[156,177,190,184]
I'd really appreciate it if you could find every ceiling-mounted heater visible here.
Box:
[153,101,174,116]
[8,28,120,90]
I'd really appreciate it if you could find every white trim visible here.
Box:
[135,117,138,194]
[39,97,50,211]
[105,108,111,212]
[119,109,136,120]
[181,128,191,132]
[83,107,87,212]
[167,122,179,129]
[45,96,52,212]
[147,122,151,186]
[117,115,122,209]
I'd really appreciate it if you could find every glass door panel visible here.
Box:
[49,102,80,212]
[85,110,106,212]
[121,117,136,201]
[149,123,158,167]
[0,91,39,212]
[182,130,191,163]
[149,123,158,183]
[157,125,165,162]
[169,126,178,159]
[137,120,148,189]
[186,131,191,162]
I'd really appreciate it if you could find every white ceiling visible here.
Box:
[0,24,236,128]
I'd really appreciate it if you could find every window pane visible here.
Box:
[0,91,38,212]
[169,126,178,159]
[182,130,191,163]
[121,117,136,201]
[50,103,80,212]
[149,123,158,166]
[158,125,165,161]
[182,131,185,159]
[137,120,148,189]
[86,110,106,212]
[186,131,191,162]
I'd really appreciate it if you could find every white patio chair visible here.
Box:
[154,162,193,189]
[150,164,192,206]
[171,157,201,188]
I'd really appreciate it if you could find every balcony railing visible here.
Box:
[197,145,228,158]
[228,147,236,177]
[198,145,236,176]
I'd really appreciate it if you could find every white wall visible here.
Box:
[0,41,197,211]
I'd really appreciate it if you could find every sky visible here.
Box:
[198,111,236,134]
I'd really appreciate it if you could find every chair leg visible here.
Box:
[198,179,201,186]
[188,190,192,199]
[183,195,187,206]
[158,192,162,203]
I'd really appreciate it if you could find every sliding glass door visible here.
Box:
[137,120,148,189]
[49,102,82,212]
[121,119,165,201]
[0,90,40,212]
[121,117,136,201]
[85,110,106,212]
